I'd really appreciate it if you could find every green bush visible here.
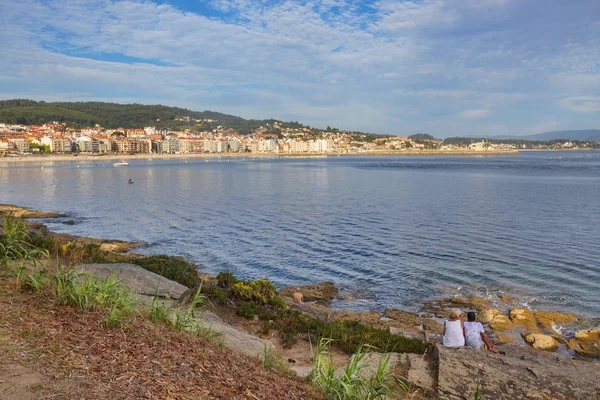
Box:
[232,277,278,304]
[200,283,228,305]
[237,302,257,319]
[216,271,239,288]
[131,255,199,287]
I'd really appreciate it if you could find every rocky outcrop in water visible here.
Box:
[0,204,66,219]
[278,282,338,302]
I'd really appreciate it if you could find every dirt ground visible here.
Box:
[0,277,321,400]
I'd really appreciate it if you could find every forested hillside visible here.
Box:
[0,100,300,134]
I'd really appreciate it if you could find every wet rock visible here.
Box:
[500,294,515,303]
[509,308,538,330]
[480,309,514,331]
[279,282,338,302]
[332,310,381,325]
[435,344,600,400]
[0,204,66,219]
[384,309,421,326]
[523,333,559,351]
[434,309,451,318]
[495,333,516,344]
[62,219,75,225]
[575,328,600,343]
[422,318,444,334]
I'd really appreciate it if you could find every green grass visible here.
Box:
[308,338,398,399]
[53,264,138,326]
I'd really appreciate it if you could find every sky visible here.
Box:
[0,0,599,137]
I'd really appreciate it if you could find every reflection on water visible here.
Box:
[1,152,600,317]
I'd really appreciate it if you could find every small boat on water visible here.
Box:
[113,161,129,167]
[126,179,133,184]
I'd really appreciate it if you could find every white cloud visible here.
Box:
[559,96,600,113]
[0,0,599,136]
[457,109,490,119]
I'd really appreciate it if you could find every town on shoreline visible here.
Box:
[2,118,597,160]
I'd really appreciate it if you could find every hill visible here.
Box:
[0,99,297,134]
[493,130,600,142]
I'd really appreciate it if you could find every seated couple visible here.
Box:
[443,309,498,353]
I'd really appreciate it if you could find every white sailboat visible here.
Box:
[113,160,129,167]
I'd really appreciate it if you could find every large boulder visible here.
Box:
[384,309,421,326]
[509,308,538,330]
[575,328,600,344]
[422,318,444,334]
[76,263,188,299]
[480,309,514,331]
[435,344,600,400]
[278,282,338,302]
[281,296,333,321]
[376,320,425,340]
[332,310,381,325]
[523,333,559,351]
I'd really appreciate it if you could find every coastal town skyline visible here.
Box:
[2,0,599,137]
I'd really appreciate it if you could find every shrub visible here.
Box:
[237,302,257,319]
[200,283,228,305]
[216,271,239,288]
[131,255,199,287]
[232,277,278,304]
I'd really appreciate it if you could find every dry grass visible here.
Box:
[0,278,321,400]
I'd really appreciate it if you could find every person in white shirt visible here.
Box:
[442,308,465,348]
[464,311,498,353]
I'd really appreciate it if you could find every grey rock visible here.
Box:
[435,344,600,400]
[385,309,422,326]
[76,263,188,299]
[198,310,271,358]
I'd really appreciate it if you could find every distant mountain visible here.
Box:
[493,130,600,142]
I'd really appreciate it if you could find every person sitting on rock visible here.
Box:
[293,289,305,307]
[443,308,465,348]
[464,311,498,353]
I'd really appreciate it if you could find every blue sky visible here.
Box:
[1,0,599,137]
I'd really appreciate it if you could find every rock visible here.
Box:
[435,344,600,400]
[574,328,600,344]
[467,296,493,311]
[281,296,333,321]
[76,263,188,299]
[435,309,451,318]
[359,353,402,379]
[533,312,578,337]
[399,353,435,392]
[98,241,138,253]
[479,309,514,331]
[199,310,271,358]
[376,320,425,340]
[62,219,75,225]
[500,294,515,303]
[509,308,538,330]
[479,308,500,324]
[289,365,312,379]
[0,204,66,219]
[303,303,333,321]
[523,333,559,351]
[384,309,421,326]
[279,282,338,302]
[332,310,381,325]
[495,333,516,344]
[574,343,600,358]
[422,318,444,334]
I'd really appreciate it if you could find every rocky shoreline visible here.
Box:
[2,203,598,361]
[281,283,600,360]
[3,203,600,399]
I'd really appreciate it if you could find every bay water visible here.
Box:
[1,151,599,317]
